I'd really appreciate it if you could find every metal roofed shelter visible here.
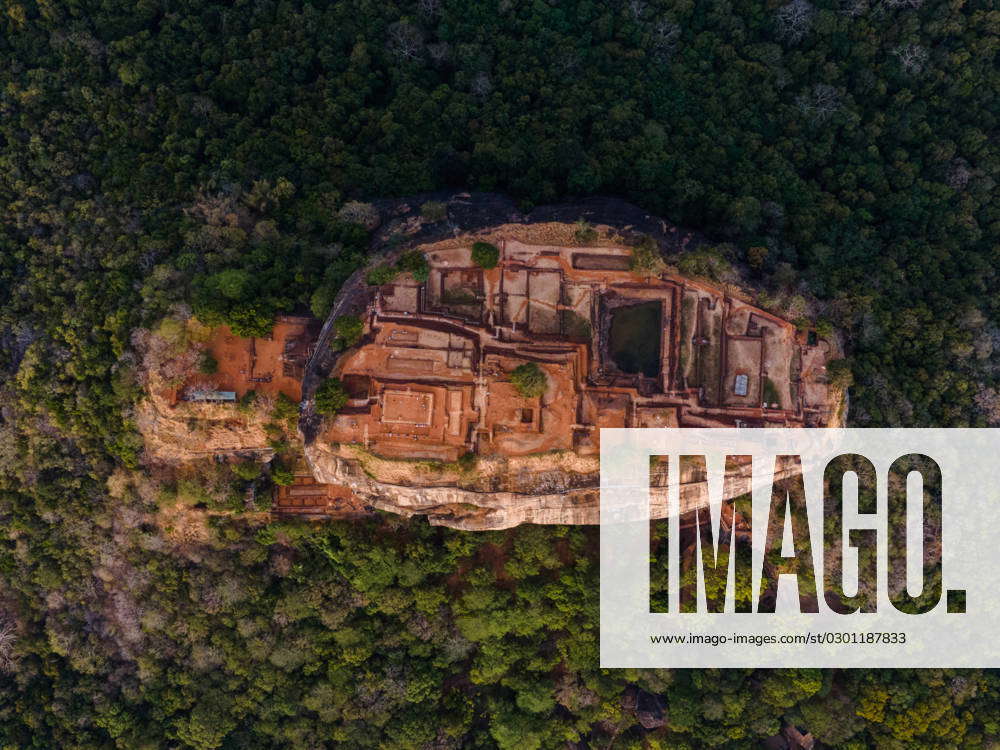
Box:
[733,373,749,397]
[185,388,237,402]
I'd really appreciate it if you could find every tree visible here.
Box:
[974,387,1000,425]
[271,392,299,424]
[366,264,399,286]
[227,303,274,338]
[815,319,835,339]
[333,315,364,349]
[796,84,841,126]
[197,352,218,374]
[210,269,253,300]
[397,251,430,282]
[774,0,814,44]
[315,378,349,415]
[471,242,500,269]
[747,246,769,272]
[173,693,237,750]
[387,21,424,61]
[509,363,547,398]
[894,44,929,75]
[0,615,17,673]
[338,201,381,230]
[827,359,854,389]
[649,18,681,61]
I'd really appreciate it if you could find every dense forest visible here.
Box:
[1,0,999,747]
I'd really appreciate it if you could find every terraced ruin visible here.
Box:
[299,221,845,529]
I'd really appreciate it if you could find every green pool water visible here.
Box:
[609,302,661,377]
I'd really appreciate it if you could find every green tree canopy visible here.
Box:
[472,242,500,270]
[333,315,364,349]
[315,378,350,415]
[509,363,547,399]
[365,264,399,286]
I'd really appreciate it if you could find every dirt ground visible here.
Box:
[382,283,421,313]
[698,297,724,405]
[760,325,796,410]
[482,356,577,457]
[799,340,834,412]
[678,291,698,386]
[382,389,434,425]
[723,337,763,407]
[189,316,318,402]
[527,269,561,333]
[726,305,753,337]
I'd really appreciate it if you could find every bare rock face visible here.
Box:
[303,442,810,531]
[136,392,273,463]
[305,441,599,529]
[622,686,667,730]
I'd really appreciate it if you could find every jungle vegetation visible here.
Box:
[1,0,999,747]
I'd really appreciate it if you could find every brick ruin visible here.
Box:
[321,240,839,465]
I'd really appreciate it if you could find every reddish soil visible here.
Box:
[187,316,319,402]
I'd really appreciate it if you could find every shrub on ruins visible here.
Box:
[271,393,299,425]
[397,251,430,282]
[763,378,782,407]
[471,241,500,269]
[197,352,218,374]
[676,247,732,283]
[232,461,262,481]
[573,220,598,244]
[509,363,547,399]
[629,236,664,277]
[365,263,399,286]
[456,452,477,472]
[265,426,291,454]
[270,460,295,486]
[237,390,258,413]
[315,378,350,415]
[332,315,364,350]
